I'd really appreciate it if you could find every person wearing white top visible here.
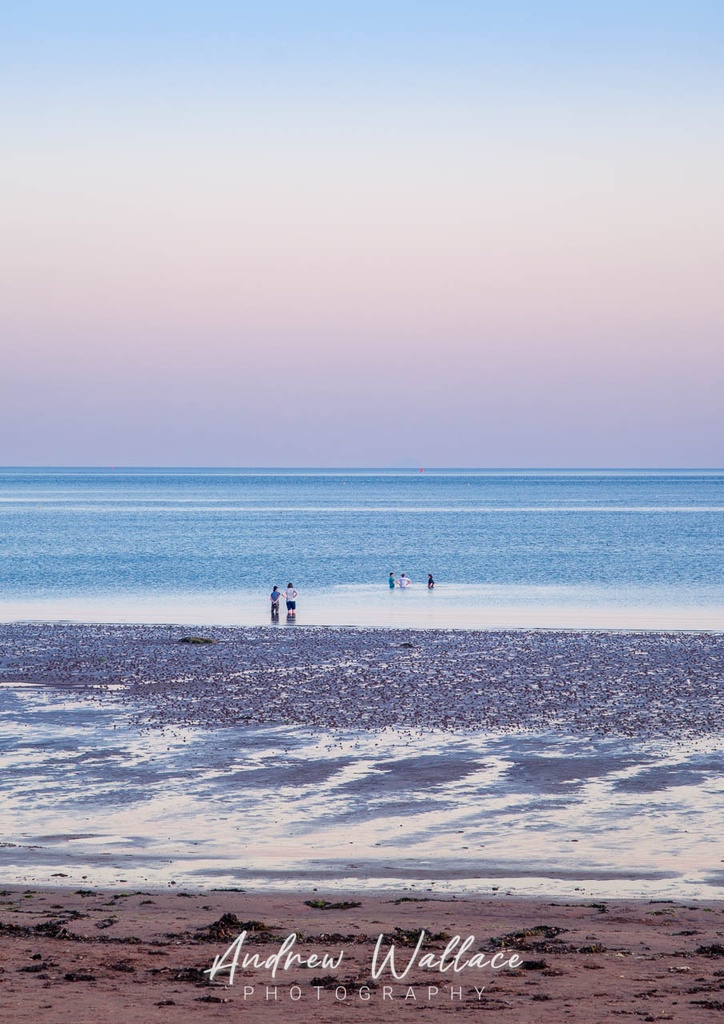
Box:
[285,583,298,616]
[397,574,411,589]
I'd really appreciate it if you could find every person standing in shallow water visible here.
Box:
[285,582,298,617]
[427,574,435,589]
[270,586,281,618]
[388,572,396,589]
[397,573,411,589]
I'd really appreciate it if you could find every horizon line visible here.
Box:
[2,466,724,474]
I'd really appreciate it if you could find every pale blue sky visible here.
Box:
[3,2,724,104]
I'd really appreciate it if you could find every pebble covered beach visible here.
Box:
[2,623,724,739]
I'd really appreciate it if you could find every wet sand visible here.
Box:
[2,886,724,1023]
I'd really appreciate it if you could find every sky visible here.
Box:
[1,1,723,467]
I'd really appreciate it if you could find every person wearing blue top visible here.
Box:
[270,586,281,618]
[388,572,396,589]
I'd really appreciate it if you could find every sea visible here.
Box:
[2,466,724,629]
[2,467,724,897]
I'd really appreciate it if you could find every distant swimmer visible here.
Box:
[397,573,411,589]
[285,582,298,617]
[389,572,396,589]
[270,586,281,618]
[427,574,435,589]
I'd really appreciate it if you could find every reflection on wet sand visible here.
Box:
[1,671,723,897]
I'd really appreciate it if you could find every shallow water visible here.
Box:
[4,583,724,630]
[2,681,723,898]
[3,468,724,629]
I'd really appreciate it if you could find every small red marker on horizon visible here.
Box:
[420,467,424,473]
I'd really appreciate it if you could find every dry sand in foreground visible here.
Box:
[1,887,724,1023]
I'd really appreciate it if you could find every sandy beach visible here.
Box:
[2,886,724,1022]
[2,623,724,1020]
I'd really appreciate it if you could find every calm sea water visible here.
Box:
[2,468,724,628]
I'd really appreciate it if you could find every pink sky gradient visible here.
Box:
[2,6,723,466]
